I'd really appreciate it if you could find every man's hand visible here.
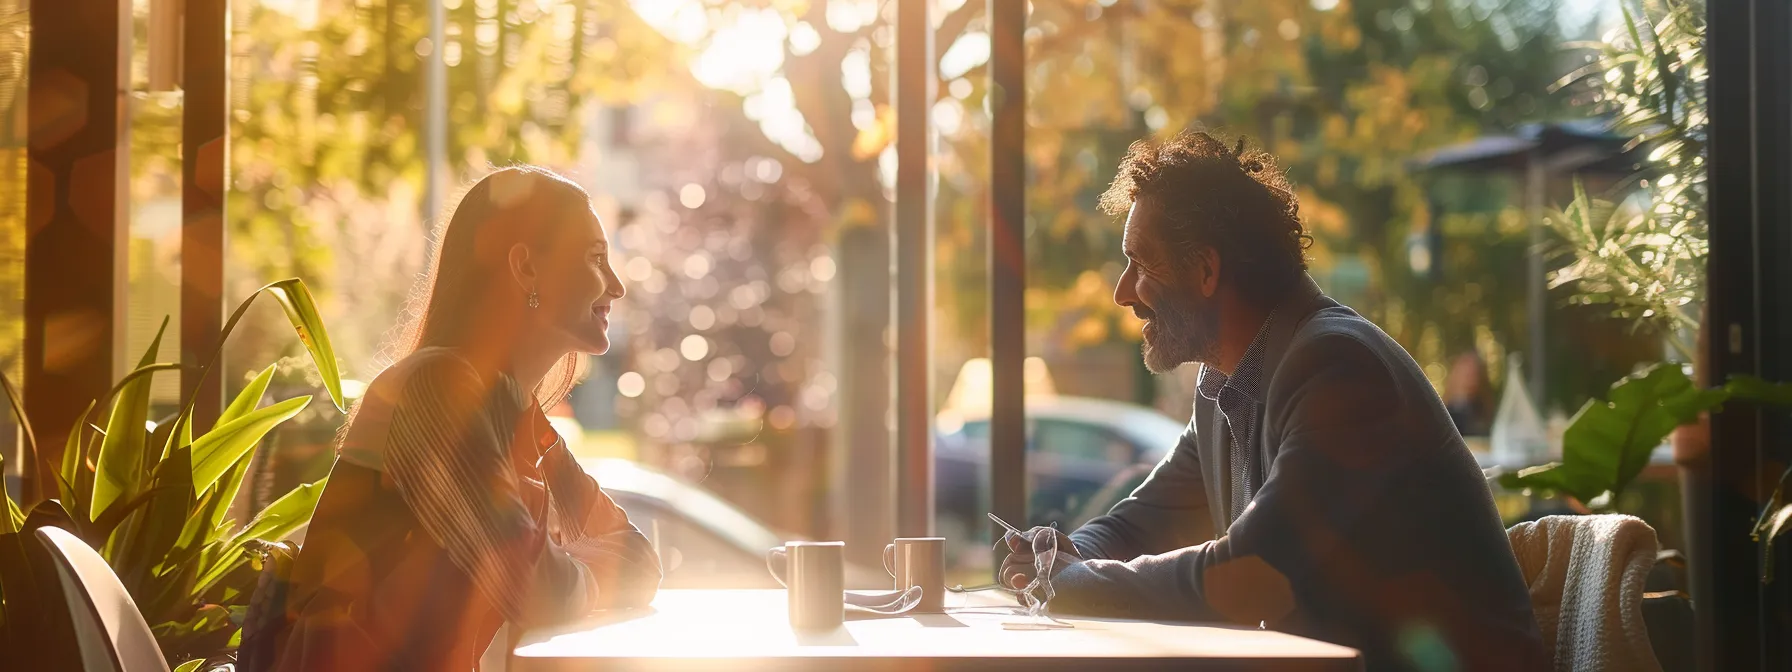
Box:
[998,526,1083,590]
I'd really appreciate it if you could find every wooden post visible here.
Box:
[182,0,227,434]
[988,0,1026,537]
[1700,0,1792,668]
[24,0,128,503]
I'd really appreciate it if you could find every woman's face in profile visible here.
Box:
[535,206,625,355]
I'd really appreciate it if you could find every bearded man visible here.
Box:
[998,132,1545,672]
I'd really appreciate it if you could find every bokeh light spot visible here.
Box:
[679,183,707,208]
[769,331,796,357]
[617,371,645,398]
[681,334,710,360]
[690,304,716,330]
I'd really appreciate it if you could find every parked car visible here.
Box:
[577,457,886,589]
[933,396,1186,553]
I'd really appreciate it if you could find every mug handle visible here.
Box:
[883,543,896,580]
[766,546,787,588]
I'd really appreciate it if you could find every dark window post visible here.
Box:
[24,0,127,504]
[1701,0,1792,669]
[988,0,1026,536]
[182,0,228,433]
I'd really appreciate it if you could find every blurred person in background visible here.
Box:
[255,166,660,671]
[1444,352,1494,437]
[997,133,1544,672]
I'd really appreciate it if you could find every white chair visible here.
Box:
[35,526,172,672]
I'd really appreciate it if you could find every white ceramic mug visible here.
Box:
[766,541,845,630]
[883,537,946,613]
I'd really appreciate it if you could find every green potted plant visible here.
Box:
[1506,0,1792,582]
[0,278,346,669]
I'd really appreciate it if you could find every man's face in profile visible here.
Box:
[1114,201,1221,373]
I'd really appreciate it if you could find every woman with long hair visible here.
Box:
[263,166,660,670]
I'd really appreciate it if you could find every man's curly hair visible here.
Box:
[1099,131,1313,305]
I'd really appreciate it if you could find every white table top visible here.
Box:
[513,589,1361,671]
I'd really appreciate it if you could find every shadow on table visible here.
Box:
[913,613,969,628]
[843,610,970,628]
[794,626,859,647]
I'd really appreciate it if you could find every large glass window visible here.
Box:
[192,0,1704,590]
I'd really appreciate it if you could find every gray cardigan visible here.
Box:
[1060,276,1546,672]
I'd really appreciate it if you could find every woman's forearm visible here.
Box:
[566,525,662,609]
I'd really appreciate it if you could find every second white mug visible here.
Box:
[883,537,946,613]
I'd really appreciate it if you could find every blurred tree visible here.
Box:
[921,0,1578,403]
[224,0,683,384]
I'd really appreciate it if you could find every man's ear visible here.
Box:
[507,243,537,294]
[1195,247,1221,299]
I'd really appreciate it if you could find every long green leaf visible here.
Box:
[0,370,38,491]
[142,550,203,627]
[58,400,97,509]
[192,541,243,598]
[1499,460,1608,504]
[171,488,220,566]
[186,280,344,423]
[1619,3,1646,88]
[1727,375,1792,407]
[1761,505,1792,543]
[220,364,278,429]
[229,477,328,553]
[1756,465,1792,584]
[199,365,280,532]
[0,452,20,535]
[197,553,262,607]
[91,362,184,422]
[148,411,179,464]
[208,459,252,535]
[174,660,204,672]
[115,446,196,590]
[91,319,170,521]
[188,396,313,497]
[1647,10,1677,121]
[261,279,346,412]
[90,485,182,546]
[1598,365,1729,497]
[151,603,234,662]
[162,279,346,473]
[1760,503,1792,584]
[74,429,100,525]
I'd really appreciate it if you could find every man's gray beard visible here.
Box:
[1141,296,1219,374]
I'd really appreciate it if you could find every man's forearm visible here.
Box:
[1048,545,1220,622]
[1068,516,1134,561]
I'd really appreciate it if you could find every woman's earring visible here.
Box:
[527,291,541,309]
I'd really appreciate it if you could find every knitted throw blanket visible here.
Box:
[1506,514,1662,672]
